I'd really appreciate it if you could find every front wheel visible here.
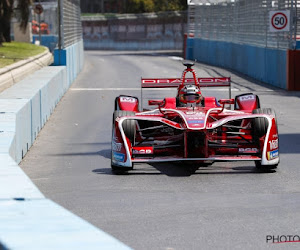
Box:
[252,108,278,171]
[113,111,136,144]
[252,108,276,138]
[111,111,135,173]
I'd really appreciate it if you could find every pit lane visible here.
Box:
[20,51,300,249]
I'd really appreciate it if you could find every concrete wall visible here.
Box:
[82,12,186,50]
[54,40,84,84]
[187,38,287,89]
[0,49,53,93]
[0,39,130,249]
[0,66,67,164]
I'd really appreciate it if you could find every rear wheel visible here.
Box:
[252,108,278,171]
[111,111,136,173]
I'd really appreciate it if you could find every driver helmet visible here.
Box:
[178,85,202,104]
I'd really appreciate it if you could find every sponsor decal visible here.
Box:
[187,120,205,124]
[113,152,125,162]
[120,97,136,103]
[187,116,205,120]
[267,149,279,160]
[273,133,278,138]
[239,148,259,153]
[132,147,153,155]
[266,235,300,244]
[185,112,205,116]
[223,110,244,114]
[269,139,278,150]
[239,95,255,101]
[112,141,122,152]
[142,78,230,84]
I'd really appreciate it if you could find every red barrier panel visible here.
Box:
[287,50,300,91]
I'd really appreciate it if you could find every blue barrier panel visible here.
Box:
[193,39,287,89]
[185,38,194,60]
[53,40,84,86]
[32,35,58,52]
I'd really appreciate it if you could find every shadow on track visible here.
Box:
[93,162,275,176]
[54,146,277,176]
[89,50,183,58]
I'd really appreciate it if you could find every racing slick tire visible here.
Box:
[111,111,135,173]
[252,108,277,138]
[113,111,136,144]
[252,108,278,171]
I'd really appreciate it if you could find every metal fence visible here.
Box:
[188,0,300,49]
[32,2,58,35]
[58,0,82,49]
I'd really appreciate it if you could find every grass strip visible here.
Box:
[0,42,47,68]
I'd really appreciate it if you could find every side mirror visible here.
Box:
[218,99,234,105]
[148,99,164,106]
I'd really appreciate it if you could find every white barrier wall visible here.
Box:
[0,66,67,163]
[0,41,131,249]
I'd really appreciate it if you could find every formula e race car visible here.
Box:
[111,62,279,172]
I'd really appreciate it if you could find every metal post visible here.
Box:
[101,0,104,13]
[292,0,297,50]
[38,14,41,44]
[38,0,41,44]
[58,0,64,50]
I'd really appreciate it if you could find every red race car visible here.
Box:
[111,62,279,172]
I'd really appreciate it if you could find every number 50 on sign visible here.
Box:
[269,10,290,32]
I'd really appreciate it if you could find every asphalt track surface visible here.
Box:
[21,51,300,250]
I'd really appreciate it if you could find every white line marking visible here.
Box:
[168,56,183,61]
[70,88,140,91]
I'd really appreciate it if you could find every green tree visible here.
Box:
[125,0,187,13]
[0,0,32,46]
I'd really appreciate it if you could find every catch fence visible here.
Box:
[187,0,300,49]
[30,0,82,50]
[59,0,82,48]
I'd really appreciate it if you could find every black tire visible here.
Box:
[111,164,133,173]
[113,111,136,144]
[252,108,276,138]
[114,97,119,111]
[252,108,278,171]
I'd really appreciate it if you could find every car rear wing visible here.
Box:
[141,77,231,98]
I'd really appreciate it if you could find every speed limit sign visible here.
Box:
[34,4,43,15]
[269,10,290,32]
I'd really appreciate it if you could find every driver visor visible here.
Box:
[184,94,200,102]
